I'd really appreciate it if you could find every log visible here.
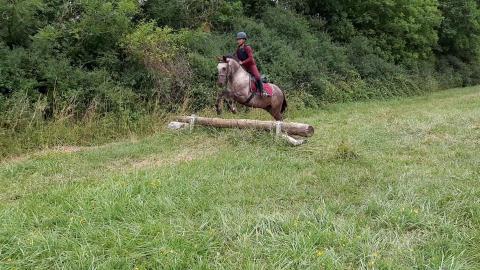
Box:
[281,133,306,146]
[174,116,314,137]
[167,121,189,130]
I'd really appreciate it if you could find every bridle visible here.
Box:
[218,60,231,88]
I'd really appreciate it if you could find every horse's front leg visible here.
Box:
[216,90,238,115]
[215,91,227,115]
[225,92,237,114]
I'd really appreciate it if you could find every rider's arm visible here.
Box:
[241,46,255,66]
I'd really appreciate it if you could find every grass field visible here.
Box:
[1,87,479,269]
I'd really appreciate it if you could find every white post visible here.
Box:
[275,121,282,137]
[189,114,197,132]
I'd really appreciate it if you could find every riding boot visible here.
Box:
[256,79,267,97]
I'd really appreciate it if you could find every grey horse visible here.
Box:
[216,56,287,121]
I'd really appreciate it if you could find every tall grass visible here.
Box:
[0,110,167,158]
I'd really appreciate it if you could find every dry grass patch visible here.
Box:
[108,138,223,172]
[0,146,87,166]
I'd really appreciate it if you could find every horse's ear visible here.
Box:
[222,56,227,62]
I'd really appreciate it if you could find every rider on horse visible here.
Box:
[235,32,267,97]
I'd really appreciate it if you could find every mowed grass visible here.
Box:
[1,87,479,269]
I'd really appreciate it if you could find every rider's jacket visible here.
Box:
[236,45,256,68]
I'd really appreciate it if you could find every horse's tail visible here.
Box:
[281,91,287,113]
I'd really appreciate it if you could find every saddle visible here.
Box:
[248,75,273,96]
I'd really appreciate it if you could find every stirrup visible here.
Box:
[257,90,267,97]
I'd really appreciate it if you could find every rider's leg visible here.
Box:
[256,80,265,96]
[248,65,267,96]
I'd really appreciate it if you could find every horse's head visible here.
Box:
[217,56,242,86]
[217,56,230,86]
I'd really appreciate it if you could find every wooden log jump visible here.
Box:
[172,116,314,137]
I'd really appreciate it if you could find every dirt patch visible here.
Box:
[1,146,88,166]
[2,155,29,165]
[0,145,88,164]
[423,133,455,145]
[50,146,85,153]
[126,144,219,170]
[100,137,223,173]
[470,120,480,130]
[0,138,140,166]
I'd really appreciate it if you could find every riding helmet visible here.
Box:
[236,32,247,40]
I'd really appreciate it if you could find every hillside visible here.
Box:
[1,87,479,269]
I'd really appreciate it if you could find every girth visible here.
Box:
[243,92,256,105]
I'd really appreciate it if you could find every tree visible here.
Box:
[239,0,274,18]
[0,0,45,48]
[285,0,443,63]
[437,0,480,62]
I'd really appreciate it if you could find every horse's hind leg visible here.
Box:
[271,108,283,121]
[263,105,281,121]
[269,85,284,121]
[270,100,283,121]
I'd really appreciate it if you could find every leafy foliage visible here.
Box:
[289,0,443,63]
[1,0,480,133]
[438,0,480,62]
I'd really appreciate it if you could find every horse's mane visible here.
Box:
[221,55,238,63]
[222,55,249,74]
